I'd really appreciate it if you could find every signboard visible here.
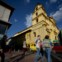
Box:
[0,5,11,22]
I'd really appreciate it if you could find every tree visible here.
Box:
[58,30,62,45]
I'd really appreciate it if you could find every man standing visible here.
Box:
[0,35,7,62]
[34,35,43,62]
[22,40,27,56]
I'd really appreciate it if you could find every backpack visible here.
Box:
[43,39,52,48]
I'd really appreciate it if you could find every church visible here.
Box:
[12,3,59,47]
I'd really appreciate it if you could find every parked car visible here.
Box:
[52,43,62,53]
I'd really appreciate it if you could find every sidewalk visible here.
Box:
[0,51,23,62]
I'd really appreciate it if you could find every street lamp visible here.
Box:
[0,0,14,40]
[0,1,14,62]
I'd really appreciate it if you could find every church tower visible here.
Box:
[31,3,59,41]
[32,3,47,25]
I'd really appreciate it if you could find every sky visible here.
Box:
[2,0,62,38]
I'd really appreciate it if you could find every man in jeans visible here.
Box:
[42,35,53,62]
[35,35,43,62]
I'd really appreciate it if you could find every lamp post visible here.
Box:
[0,1,14,62]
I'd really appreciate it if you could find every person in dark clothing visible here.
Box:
[0,35,7,62]
[1,51,5,62]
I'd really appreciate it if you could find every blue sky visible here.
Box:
[3,0,62,38]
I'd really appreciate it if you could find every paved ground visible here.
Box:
[19,53,47,62]
[4,51,47,62]
[0,51,23,62]
[0,51,62,62]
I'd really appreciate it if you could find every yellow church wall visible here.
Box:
[32,5,47,21]
[32,21,49,41]
[49,17,56,25]
[31,25,50,42]
[32,19,36,25]
[37,4,42,8]
[54,26,59,33]
[30,31,35,43]
[32,13,47,25]
[48,18,59,34]
[25,31,32,45]
[34,4,42,12]
[32,13,36,20]
[45,19,52,26]
[49,31,56,42]
[45,19,59,41]
[38,14,45,22]
[39,26,48,40]
[34,4,47,16]
[46,26,56,41]
[37,8,44,15]
[38,8,47,16]
[45,19,55,31]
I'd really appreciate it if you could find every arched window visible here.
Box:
[36,12,38,16]
[36,18,38,23]
[36,7,38,10]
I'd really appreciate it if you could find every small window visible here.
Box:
[36,18,38,22]
[36,12,38,16]
[33,32,36,37]
[42,24,47,27]
[46,28,50,33]
[36,7,38,10]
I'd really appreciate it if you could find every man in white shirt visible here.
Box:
[35,35,43,62]
[22,40,27,56]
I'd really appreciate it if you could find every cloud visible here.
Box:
[58,4,62,8]
[46,2,48,5]
[14,19,18,22]
[26,0,30,3]
[50,7,62,22]
[25,13,32,27]
[59,25,62,30]
[46,2,49,6]
[50,0,57,3]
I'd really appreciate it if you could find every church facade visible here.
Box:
[13,4,59,46]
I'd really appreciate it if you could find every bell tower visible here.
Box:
[32,3,47,25]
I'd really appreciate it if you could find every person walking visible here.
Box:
[34,35,43,62]
[42,35,53,62]
[0,35,7,62]
[22,40,27,56]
